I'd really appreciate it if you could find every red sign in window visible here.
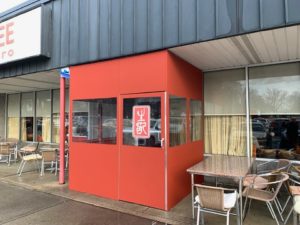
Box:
[132,105,150,139]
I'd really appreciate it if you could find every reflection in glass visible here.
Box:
[72,98,117,144]
[52,89,69,143]
[36,91,51,142]
[190,100,202,141]
[169,96,186,147]
[249,63,300,159]
[123,97,161,147]
[204,69,247,156]
[21,92,34,141]
[7,94,20,139]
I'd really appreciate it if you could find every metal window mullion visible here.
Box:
[34,91,36,142]
[18,93,21,140]
[4,93,7,139]
[50,89,53,143]
[245,66,251,158]
[164,91,168,210]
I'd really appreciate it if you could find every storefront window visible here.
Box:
[72,98,117,144]
[169,96,187,147]
[249,63,300,159]
[204,69,247,156]
[36,91,51,142]
[123,97,161,147]
[52,89,69,143]
[190,99,202,141]
[7,94,20,139]
[21,92,34,141]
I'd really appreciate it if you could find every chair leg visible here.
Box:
[267,202,281,225]
[55,160,58,176]
[65,154,68,169]
[236,196,241,225]
[243,195,249,220]
[274,199,285,222]
[196,206,200,225]
[275,196,283,213]
[200,210,204,225]
[40,160,44,176]
[243,196,252,220]
[267,202,276,219]
[282,195,292,214]
[17,160,24,174]
[284,207,294,225]
[226,210,230,225]
[8,154,11,166]
[293,209,297,225]
[18,160,27,176]
[34,159,41,173]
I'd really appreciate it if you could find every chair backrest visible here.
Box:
[251,173,289,201]
[195,184,225,211]
[287,165,300,184]
[276,159,291,172]
[0,144,10,155]
[41,150,57,162]
[256,159,291,174]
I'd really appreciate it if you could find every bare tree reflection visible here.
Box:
[263,88,288,113]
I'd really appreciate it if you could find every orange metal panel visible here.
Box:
[119,51,167,94]
[165,52,204,210]
[68,50,203,210]
[167,52,203,99]
[119,92,166,210]
[69,143,119,200]
[70,60,120,99]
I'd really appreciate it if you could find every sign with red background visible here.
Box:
[132,105,150,139]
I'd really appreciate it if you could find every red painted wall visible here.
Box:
[166,52,203,210]
[119,52,167,94]
[69,60,120,200]
[69,50,203,210]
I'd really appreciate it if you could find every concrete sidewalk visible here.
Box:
[0,163,294,225]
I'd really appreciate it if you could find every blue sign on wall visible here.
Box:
[60,67,70,79]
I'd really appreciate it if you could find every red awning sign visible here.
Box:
[132,105,150,138]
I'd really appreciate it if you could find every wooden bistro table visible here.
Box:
[187,154,254,225]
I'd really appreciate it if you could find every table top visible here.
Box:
[0,142,16,146]
[39,147,58,151]
[187,155,254,178]
[20,146,37,152]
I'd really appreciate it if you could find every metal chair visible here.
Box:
[0,144,14,166]
[242,173,289,225]
[194,184,240,225]
[40,149,58,176]
[17,142,41,176]
[279,165,300,225]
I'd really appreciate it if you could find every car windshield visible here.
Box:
[252,124,265,132]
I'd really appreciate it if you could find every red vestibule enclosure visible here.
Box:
[69,50,203,210]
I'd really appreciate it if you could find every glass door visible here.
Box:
[119,92,167,210]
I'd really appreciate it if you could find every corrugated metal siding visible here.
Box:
[1,0,300,78]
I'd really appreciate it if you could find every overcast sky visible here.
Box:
[0,0,27,14]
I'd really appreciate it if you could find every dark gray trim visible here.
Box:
[0,0,52,22]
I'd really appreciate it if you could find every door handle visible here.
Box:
[160,138,165,148]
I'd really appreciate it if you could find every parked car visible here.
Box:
[270,118,290,136]
[252,117,270,129]
[123,119,161,147]
[252,121,267,140]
